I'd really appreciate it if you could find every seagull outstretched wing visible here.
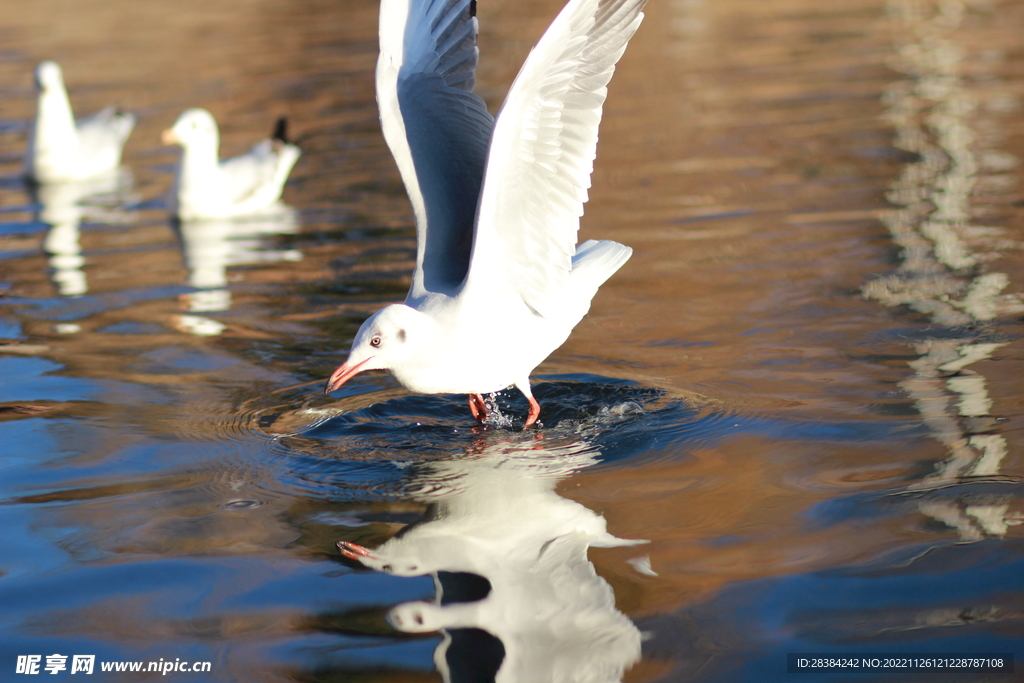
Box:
[378,0,495,302]
[463,0,646,317]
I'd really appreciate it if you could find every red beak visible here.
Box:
[324,357,371,394]
[337,540,376,561]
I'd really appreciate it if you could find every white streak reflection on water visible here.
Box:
[865,0,1024,540]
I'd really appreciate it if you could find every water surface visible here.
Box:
[1,0,1022,680]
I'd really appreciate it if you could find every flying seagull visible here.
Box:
[326,0,646,428]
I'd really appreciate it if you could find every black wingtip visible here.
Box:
[470,0,476,17]
[272,117,289,144]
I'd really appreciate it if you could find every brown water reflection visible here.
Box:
[1,0,1022,681]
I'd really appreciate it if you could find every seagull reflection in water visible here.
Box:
[172,210,302,336]
[28,169,135,297]
[338,424,646,683]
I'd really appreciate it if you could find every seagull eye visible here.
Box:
[370,336,382,347]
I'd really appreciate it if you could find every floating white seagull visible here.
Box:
[162,109,301,220]
[24,61,136,183]
[325,0,646,428]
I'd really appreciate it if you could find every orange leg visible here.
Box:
[523,394,541,429]
[468,393,489,423]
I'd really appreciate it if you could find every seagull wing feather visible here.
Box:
[379,0,494,301]
[74,106,136,176]
[464,0,645,317]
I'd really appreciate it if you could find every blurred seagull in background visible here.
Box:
[24,61,136,183]
[162,109,300,220]
[324,0,646,428]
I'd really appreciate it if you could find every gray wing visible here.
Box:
[219,140,285,204]
[377,0,494,302]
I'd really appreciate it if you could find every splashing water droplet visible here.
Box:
[611,401,644,416]
[482,391,516,429]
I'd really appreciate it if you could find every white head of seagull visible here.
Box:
[162,108,219,154]
[35,61,63,92]
[326,304,440,392]
[324,0,646,428]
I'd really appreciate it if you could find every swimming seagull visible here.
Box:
[24,61,136,183]
[162,109,301,220]
[325,0,646,428]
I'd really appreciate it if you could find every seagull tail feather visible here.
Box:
[569,239,632,296]
[272,117,289,144]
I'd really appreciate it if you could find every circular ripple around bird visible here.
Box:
[258,375,733,481]
[160,372,758,507]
